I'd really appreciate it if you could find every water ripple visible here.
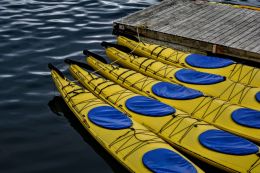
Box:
[2,0,258,173]
[0,74,14,78]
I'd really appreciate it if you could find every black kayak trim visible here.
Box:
[48,63,65,79]
[101,41,132,54]
[112,29,139,42]
[83,49,108,64]
[64,59,94,71]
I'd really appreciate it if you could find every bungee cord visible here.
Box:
[229,63,260,86]
[54,73,166,160]
[121,36,186,66]
[77,67,260,170]
[76,70,216,145]
[119,33,260,88]
[87,27,144,75]
[113,49,257,106]
[91,59,236,123]
[109,128,164,160]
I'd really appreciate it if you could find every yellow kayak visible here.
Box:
[117,35,260,88]
[209,2,260,11]
[84,53,260,144]
[232,5,260,11]
[49,63,202,173]
[102,42,260,111]
[67,59,260,173]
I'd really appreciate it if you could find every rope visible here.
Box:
[123,36,185,66]
[191,96,234,123]
[82,72,214,144]
[89,58,240,124]
[97,62,156,95]
[131,46,255,105]
[119,61,241,124]
[88,26,143,75]
[54,75,166,160]
[216,80,254,104]
[109,128,164,160]
[229,63,260,86]
[126,50,255,105]
[53,76,107,128]
[127,34,260,87]
[248,154,260,172]
[158,113,210,143]
[118,34,259,101]
[77,70,132,115]
[84,62,240,140]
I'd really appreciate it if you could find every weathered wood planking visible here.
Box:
[114,0,260,63]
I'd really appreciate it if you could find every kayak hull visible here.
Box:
[50,68,201,173]
[69,63,260,173]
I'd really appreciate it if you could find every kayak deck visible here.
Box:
[114,0,260,63]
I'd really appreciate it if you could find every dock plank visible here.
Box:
[160,4,211,33]
[226,19,259,48]
[174,5,229,38]
[187,7,234,39]
[114,0,260,62]
[213,12,257,45]
[146,3,188,30]
[237,31,260,51]
[197,7,249,41]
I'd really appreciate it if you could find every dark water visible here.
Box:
[0,1,158,173]
[0,0,259,173]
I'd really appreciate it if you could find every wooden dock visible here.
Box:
[113,0,260,63]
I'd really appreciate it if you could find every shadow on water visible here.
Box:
[48,96,129,173]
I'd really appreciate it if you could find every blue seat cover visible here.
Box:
[185,54,234,68]
[175,69,225,85]
[199,130,258,155]
[256,92,260,103]
[232,108,260,129]
[142,148,197,173]
[88,106,132,129]
[152,82,203,100]
[125,96,175,116]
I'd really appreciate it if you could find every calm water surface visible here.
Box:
[0,1,158,173]
[0,0,259,173]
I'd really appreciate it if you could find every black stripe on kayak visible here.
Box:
[156,47,167,58]
[138,58,151,70]
[64,59,94,71]
[113,29,140,42]
[150,45,161,56]
[83,49,108,64]
[145,61,157,72]
[101,42,132,54]
[48,63,65,79]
